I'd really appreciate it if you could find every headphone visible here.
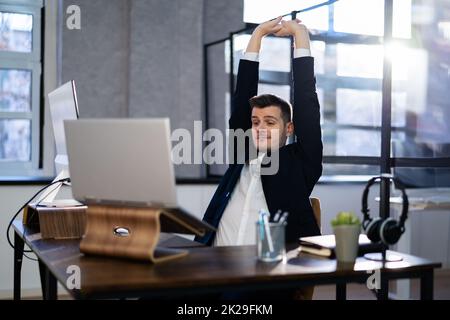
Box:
[361,174,409,246]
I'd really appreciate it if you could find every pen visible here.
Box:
[278,212,289,225]
[273,209,282,222]
[262,212,274,252]
[258,210,265,241]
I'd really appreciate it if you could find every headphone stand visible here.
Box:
[361,175,409,261]
[363,246,403,262]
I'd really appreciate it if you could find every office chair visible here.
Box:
[310,197,321,232]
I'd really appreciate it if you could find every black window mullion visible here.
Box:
[379,0,394,220]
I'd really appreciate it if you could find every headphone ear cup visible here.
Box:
[365,218,383,243]
[380,218,402,245]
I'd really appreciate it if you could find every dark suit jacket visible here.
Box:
[196,57,323,245]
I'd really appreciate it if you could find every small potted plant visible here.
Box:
[331,211,361,263]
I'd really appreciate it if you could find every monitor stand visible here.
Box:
[36,170,83,207]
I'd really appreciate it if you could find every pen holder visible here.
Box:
[256,221,286,262]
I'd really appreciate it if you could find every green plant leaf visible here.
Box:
[331,211,361,227]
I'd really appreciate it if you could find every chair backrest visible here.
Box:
[310,197,321,232]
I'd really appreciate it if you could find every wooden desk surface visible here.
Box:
[13,220,441,299]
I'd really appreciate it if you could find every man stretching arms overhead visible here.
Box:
[196,17,323,249]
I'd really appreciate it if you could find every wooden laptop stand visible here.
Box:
[80,205,213,263]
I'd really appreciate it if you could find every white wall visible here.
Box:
[1,183,448,299]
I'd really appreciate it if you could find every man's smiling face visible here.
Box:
[251,106,292,152]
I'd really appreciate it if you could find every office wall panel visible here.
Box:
[62,0,130,118]
[128,0,203,178]
[61,0,244,178]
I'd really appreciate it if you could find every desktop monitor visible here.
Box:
[48,80,80,177]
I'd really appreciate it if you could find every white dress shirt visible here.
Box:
[214,153,268,246]
[213,48,312,247]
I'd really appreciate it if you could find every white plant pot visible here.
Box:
[333,225,361,263]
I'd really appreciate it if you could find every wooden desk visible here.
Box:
[13,220,441,300]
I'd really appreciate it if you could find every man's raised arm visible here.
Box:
[229,17,282,131]
[279,20,323,192]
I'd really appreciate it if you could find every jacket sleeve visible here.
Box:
[228,59,259,164]
[293,57,323,193]
[228,59,259,131]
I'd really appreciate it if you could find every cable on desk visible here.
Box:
[6,178,71,260]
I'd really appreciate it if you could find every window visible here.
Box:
[205,0,450,182]
[244,0,329,31]
[0,0,42,176]
[241,0,413,176]
[205,0,450,181]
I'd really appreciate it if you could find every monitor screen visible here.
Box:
[48,80,79,175]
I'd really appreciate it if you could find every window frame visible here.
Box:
[0,1,43,176]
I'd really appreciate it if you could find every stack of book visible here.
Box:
[298,234,384,258]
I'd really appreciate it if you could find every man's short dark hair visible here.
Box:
[249,94,292,124]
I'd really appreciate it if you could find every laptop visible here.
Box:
[64,118,215,236]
